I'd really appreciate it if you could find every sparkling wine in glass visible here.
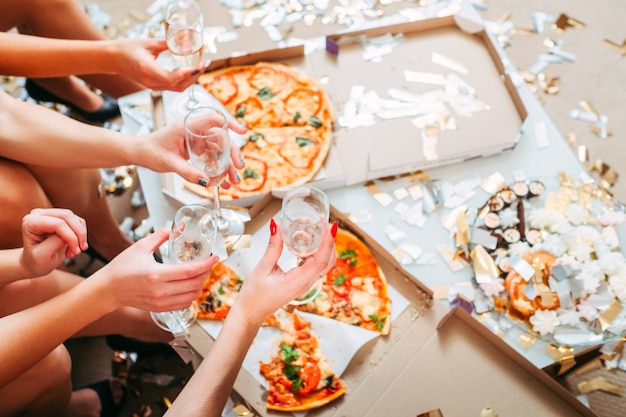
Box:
[164,0,212,117]
[184,106,245,247]
[151,204,218,336]
[281,186,330,305]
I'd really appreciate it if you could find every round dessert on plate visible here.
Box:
[470,173,626,346]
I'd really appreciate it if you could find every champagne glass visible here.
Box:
[281,186,330,305]
[151,204,218,336]
[164,0,212,117]
[184,106,245,247]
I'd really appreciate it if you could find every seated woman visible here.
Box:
[0,207,337,416]
[0,0,202,122]
[0,88,245,261]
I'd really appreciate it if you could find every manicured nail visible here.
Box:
[331,221,338,238]
[238,155,245,166]
[270,218,277,236]
[235,173,240,182]
[191,69,200,76]
[197,177,208,187]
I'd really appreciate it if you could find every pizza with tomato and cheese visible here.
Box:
[196,261,242,320]
[259,312,346,412]
[185,61,334,200]
[196,261,281,326]
[296,228,392,335]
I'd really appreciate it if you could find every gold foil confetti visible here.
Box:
[518,331,538,349]
[471,245,500,284]
[546,343,575,362]
[577,376,622,396]
[554,13,586,31]
[597,299,623,331]
[364,180,381,194]
[575,358,603,375]
[454,210,470,263]
[436,243,467,272]
[599,336,626,362]
[603,38,626,56]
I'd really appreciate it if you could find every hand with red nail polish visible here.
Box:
[235,220,336,323]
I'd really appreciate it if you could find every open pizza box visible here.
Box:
[157,2,527,209]
[181,194,594,417]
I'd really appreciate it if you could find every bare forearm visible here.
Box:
[0,248,31,285]
[0,90,139,168]
[0,276,116,388]
[0,33,121,77]
[165,308,262,416]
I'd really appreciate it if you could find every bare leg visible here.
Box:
[0,158,52,249]
[0,344,73,417]
[26,164,132,261]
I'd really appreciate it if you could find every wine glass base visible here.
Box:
[151,303,198,336]
[217,208,246,248]
[171,85,215,119]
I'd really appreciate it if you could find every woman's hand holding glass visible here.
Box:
[184,106,246,247]
[134,113,246,190]
[151,204,219,336]
[280,186,331,305]
[232,218,337,323]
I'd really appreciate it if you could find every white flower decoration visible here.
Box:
[479,278,505,297]
[530,310,560,335]
[565,203,588,225]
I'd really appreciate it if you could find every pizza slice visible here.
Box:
[196,262,280,326]
[196,261,242,320]
[259,312,346,411]
[296,228,392,335]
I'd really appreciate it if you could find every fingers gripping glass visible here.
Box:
[151,204,218,336]
[184,107,245,246]
[281,186,330,305]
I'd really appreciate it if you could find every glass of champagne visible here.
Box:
[184,106,245,247]
[164,0,211,117]
[281,185,330,305]
[151,204,218,336]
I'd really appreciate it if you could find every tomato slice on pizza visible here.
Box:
[296,228,392,335]
[259,313,346,411]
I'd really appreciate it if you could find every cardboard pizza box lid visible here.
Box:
[158,5,527,208]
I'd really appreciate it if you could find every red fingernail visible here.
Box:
[270,218,277,236]
[331,221,338,238]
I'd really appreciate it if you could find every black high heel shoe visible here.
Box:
[25,78,121,123]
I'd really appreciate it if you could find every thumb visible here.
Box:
[254,219,284,274]
[135,227,169,252]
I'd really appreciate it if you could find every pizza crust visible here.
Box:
[266,384,346,412]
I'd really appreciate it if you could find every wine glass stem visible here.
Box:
[187,84,199,109]
[212,185,224,220]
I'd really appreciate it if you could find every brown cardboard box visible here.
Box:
[184,195,593,417]
[159,10,527,208]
